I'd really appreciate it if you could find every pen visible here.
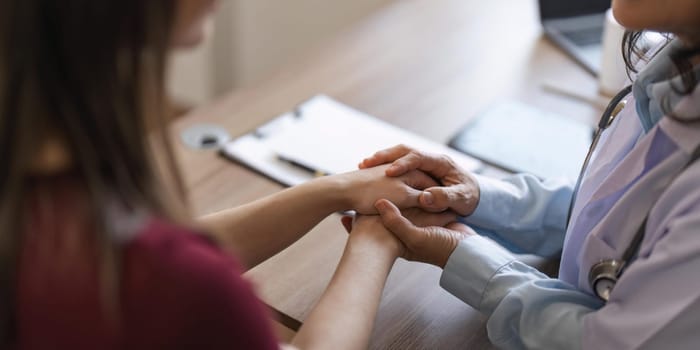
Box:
[277,154,329,177]
[541,81,610,110]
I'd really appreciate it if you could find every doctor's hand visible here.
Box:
[341,204,460,263]
[337,164,439,215]
[373,199,475,268]
[359,144,480,216]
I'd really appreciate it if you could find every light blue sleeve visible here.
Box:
[463,174,574,257]
[440,236,604,350]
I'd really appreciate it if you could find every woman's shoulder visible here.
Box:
[125,218,232,269]
[123,217,252,304]
[121,218,279,349]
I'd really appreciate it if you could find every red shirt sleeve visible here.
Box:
[17,177,279,349]
[121,219,280,350]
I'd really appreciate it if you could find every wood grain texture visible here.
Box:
[171,0,604,348]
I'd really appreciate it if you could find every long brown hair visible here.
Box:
[0,0,185,345]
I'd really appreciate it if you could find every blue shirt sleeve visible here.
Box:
[440,174,600,349]
[440,236,604,350]
[463,173,574,257]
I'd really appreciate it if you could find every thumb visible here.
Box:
[419,185,475,216]
[375,199,420,244]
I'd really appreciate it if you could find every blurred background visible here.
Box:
[168,0,394,109]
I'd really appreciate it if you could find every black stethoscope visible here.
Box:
[567,85,700,302]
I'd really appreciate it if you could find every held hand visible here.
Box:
[374,199,475,268]
[359,144,480,216]
[341,207,458,234]
[345,214,404,258]
[342,208,459,259]
[339,164,439,214]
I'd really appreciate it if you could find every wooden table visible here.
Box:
[172,0,605,348]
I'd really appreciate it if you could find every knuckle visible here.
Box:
[441,190,460,207]
[438,154,454,167]
[406,152,423,165]
[455,187,468,201]
[396,144,409,151]
[433,188,449,202]
[451,190,467,204]
[411,149,426,159]
[456,183,475,202]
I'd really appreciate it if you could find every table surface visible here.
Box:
[172,0,605,348]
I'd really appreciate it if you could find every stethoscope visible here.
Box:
[567,85,700,302]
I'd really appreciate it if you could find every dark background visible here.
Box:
[539,0,611,19]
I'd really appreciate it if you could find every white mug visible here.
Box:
[598,8,628,96]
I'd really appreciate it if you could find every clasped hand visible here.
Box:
[341,145,480,268]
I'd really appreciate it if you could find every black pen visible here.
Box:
[277,154,329,177]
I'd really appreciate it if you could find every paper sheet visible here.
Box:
[221,95,482,186]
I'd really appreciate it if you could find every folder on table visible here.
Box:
[220,95,483,187]
[448,101,593,181]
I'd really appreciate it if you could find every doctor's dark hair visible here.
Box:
[623,31,700,95]
[0,0,184,346]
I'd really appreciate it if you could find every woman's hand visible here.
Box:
[335,164,439,214]
[345,214,405,258]
[373,199,475,268]
[341,200,464,267]
[341,207,458,234]
[359,144,480,216]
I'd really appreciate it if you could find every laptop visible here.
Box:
[539,0,611,76]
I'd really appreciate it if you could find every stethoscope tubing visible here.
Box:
[566,84,700,301]
[566,85,633,228]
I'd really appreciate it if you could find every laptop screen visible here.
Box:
[539,0,610,20]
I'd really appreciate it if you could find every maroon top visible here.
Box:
[15,177,279,349]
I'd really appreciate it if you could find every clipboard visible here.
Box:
[220,95,483,187]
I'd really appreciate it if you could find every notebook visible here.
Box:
[539,0,610,76]
[449,101,593,181]
[220,95,483,187]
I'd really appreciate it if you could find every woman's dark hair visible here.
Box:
[623,31,700,95]
[0,0,184,346]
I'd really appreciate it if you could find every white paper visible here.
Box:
[221,95,482,186]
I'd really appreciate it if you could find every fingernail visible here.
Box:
[422,192,434,205]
